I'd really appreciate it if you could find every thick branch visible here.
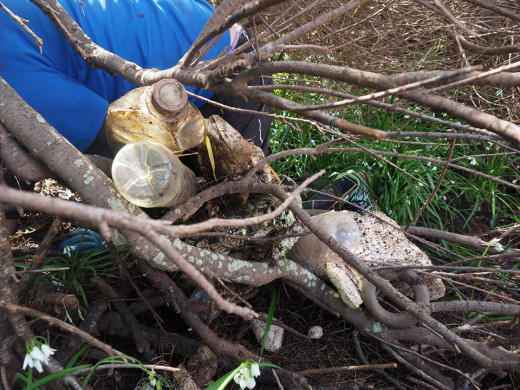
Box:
[457,35,520,55]
[237,62,520,143]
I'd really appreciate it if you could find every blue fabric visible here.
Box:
[0,0,230,151]
[58,229,107,255]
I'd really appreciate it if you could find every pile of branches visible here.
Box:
[1,0,520,389]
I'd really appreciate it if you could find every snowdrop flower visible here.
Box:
[39,343,56,363]
[468,157,478,166]
[29,345,46,362]
[488,238,504,252]
[250,362,261,377]
[22,354,35,372]
[148,371,157,387]
[234,362,261,389]
[23,338,56,373]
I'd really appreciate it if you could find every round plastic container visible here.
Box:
[111,141,197,208]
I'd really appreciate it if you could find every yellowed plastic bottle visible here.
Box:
[111,141,197,208]
[105,79,205,153]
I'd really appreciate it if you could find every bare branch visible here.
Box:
[457,34,520,55]
[460,0,520,23]
[0,2,42,52]
[0,302,125,358]
[182,0,288,68]
[415,0,479,36]
[236,61,520,142]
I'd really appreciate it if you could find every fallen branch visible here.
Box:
[297,362,397,376]
[0,303,125,358]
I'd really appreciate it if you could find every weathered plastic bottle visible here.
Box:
[111,141,197,208]
[289,211,361,275]
[105,79,205,153]
[289,211,364,308]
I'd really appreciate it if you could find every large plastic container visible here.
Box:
[105,79,205,153]
[111,141,197,208]
[289,211,361,276]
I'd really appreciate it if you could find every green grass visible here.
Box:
[269,90,520,232]
[16,245,127,307]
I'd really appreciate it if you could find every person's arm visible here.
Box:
[0,1,109,153]
[1,57,108,153]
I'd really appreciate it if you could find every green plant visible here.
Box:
[17,343,172,390]
[269,90,520,231]
[259,285,279,358]
[206,286,281,389]
[206,360,280,390]
[16,337,87,390]
[41,246,124,307]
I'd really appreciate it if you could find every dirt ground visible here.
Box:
[5,178,520,390]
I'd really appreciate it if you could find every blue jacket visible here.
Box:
[0,0,230,151]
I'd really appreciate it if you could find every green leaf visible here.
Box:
[260,286,279,358]
[27,365,91,389]
[66,344,91,368]
[206,366,242,390]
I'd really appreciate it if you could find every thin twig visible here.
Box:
[19,217,63,296]
[0,302,126,358]
[406,138,456,228]
[68,362,181,376]
[297,362,397,376]
[290,66,480,111]
[352,330,406,390]
[0,2,43,52]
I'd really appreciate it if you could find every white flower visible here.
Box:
[40,344,56,364]
[29,345,45,362]
[23,340,55,373]
[250,362,260,377]
[32,359,44,374]
[468,157,478,166]
[22,354,34,371]
[148,372,157,387]
[488,238,504,252]
[234,362,261,389]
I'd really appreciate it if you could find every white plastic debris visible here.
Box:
[251,319,284,352]
[308,325,324,340]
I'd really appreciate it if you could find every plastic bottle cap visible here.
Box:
[150,79,188,118]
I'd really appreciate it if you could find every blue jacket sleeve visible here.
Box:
[2,56,108,152]
[0,0,230,151]
[0,2,108,152]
